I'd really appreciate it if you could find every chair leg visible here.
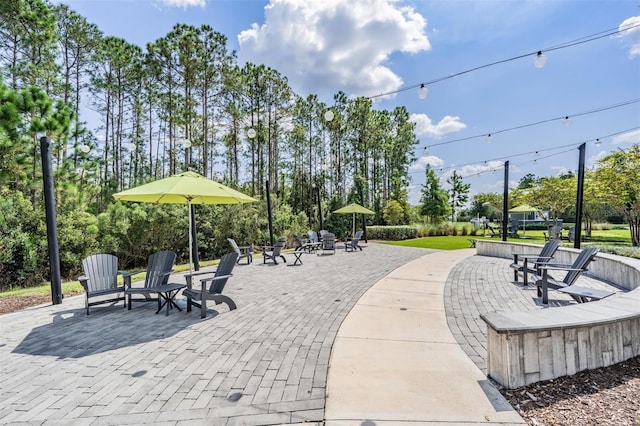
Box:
[85,295,90,315]
[211,295,237,310]
[186,296,192,312]
[200,297,207,319]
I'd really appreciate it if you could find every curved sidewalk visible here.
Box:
[325,249,524,425]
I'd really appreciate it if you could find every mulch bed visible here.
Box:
[499,356,640,425]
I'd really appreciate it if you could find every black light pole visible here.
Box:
[266,180,274,247]
[502,161,509,242]
[316,184,323,231]
[40,136,63,305]
[574,143,586,249]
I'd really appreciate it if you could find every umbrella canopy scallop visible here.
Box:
[113,171,257,204]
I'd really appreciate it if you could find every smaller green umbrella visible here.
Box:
[333,203,375,237]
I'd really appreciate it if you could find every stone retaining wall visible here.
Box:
[477,239,640,389]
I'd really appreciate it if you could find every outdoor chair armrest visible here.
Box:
[199,274,233,293]
[511,253,553,259]
[184,270,216,289]
[538,262,573,269]
[537,265,587,272]
[238,245,253,252]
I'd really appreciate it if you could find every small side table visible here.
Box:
[153,283,186,316]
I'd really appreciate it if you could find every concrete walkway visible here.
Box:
[325,249,524,425]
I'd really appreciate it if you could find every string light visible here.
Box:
[418,84,428,100]
[533,51,547,68]
[324,109,334,122]
[563,116,572,127]
[594,138,602,146]
[486,134,493,144]
[247,128,256,139]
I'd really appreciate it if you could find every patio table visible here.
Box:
[153,283,186,316]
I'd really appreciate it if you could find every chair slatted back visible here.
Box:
[82,254,119,292]
[228,238,242,255]
[271,237,287,256]
[208,252,239,294]
[307,231,319,243]
[537,239,561,262]
[322,233,336,250]
[144,251,176,288]
[351,230,364,244]
[564,247,600,286]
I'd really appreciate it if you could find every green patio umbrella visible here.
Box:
[508,204,539,235]
[113,171,257,272]
[333,203,375,237]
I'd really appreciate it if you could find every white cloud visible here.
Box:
[410,113,466,139]
[162,0,205,7]
[238,0,430,99]
[485,179,519,192]
[459,160,503,178]
[612,129,640,145]
[619,16,640,59]
[409,154,444,171]
[587,150,607,167]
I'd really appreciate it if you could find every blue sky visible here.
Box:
[57,0,640,204]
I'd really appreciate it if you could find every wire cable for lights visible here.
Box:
[367,22,640,100]
[422,98,640,151]
[413,126,640,178]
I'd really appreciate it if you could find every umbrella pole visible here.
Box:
[188,201,193,275]
[352,213,355,237]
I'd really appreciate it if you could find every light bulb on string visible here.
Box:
[247,128,256,139]
[79,145,90,154]
[324,109,334,122]
[486,134,493,144]
[126,143,136,151]
[181,139,192,149]
[594,138,602,146]
[563,116,571,127]
[534,151,540,158]
[418,84,428,100]
[423,147,428,157]
[534,51,547,68]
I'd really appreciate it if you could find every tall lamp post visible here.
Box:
[39,135,63,305]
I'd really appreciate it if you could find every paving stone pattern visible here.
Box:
[444,255,624,374]
[0,243,430,426]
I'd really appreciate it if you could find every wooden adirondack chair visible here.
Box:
[79,254,126,315]
[345,230,364,252]
[262,237,287,264]
[228,238,253,264]
[124,250,176,311]
[509,239,561,286]
[183,252,239,318]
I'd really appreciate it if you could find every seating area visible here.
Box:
[534,247,612,303]
[509,239,560,286]
[476,239,639,389]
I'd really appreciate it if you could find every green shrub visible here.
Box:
[366,226,417,240]
[596,245,640,259]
